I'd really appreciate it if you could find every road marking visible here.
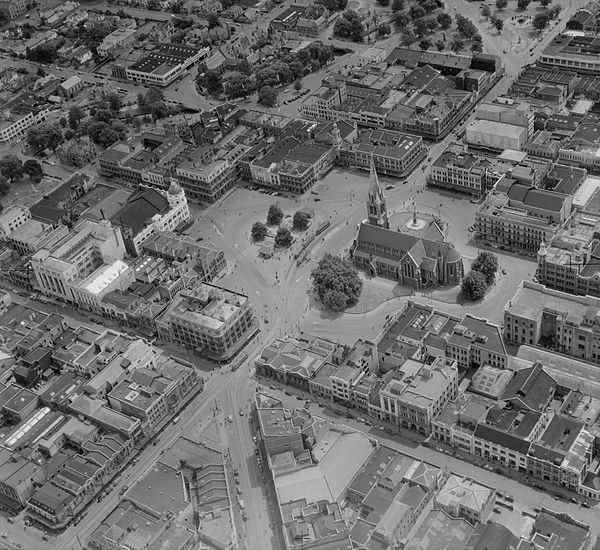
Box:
[295,276,303,283]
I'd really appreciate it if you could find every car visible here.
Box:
[239,409,244,416]
[296,395,303,400]
[582,502,591,508]
[242,511,248,521]
[493,507,501,513]
[386,184,394,190]
[501,268,507,275]
[314,197,321,202]
[254,448,259,455]
[269,385,277,390]
[375,425,385,431]
[284,390,292,396]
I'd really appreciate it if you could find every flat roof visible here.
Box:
[468,119,527,139]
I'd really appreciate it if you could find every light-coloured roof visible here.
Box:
[436,474,493,513]
[81,260,130,296]
[468,119,527,139]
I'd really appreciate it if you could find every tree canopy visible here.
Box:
[258,86,278,107]
[267,204,284,225]
[275,227,293,247]
[293,210,311,231]
[333,10,364,41]
[461,270,487,301]
[26,123,63,151]
[0,155,22,183]
[311,253,363,312]
[22,159,43,183]
[251,221,268,241]
[471,251,498,286]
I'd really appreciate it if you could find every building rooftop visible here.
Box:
[469,365,513,399]
[436,474,494,513]
[405,509,475,550]
[160,284,248,331]
[501,363,556,412]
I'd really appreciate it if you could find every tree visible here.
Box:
[95,108,113,123]
[26,44,57,63]
[455,14,477,37]
[151,101,168,120]
[436,39,445,50]
[394,11,411,28]
[425,16,438,31]
[137,92,148,108]
[517,0,530,9]
[315,0,348,10]
[450,37,464,52]
[540,0,551,5]
[471,251,498,285]
[333,9,365,41]
[377,22,392,36]
[293,210,311,231]
[275,227,293,247]
[481,4,491,17]
[377,0,390,5]
[0,155,22,182]
[0,177,10,196]
[436,12,452,29]
[203,70,223,95]
[22,159,43,183]
[392,0,404,12]
[87,121,120,148]
[548,5,562,18]
[251,221,268,241]
[401,29,416,45]
[267,204,284,225]
[413,18,429,36]
[461,270,487,301]
[495,0,508,8]
[26,123,63,151]
[258,86,278,107]
[207,13,221,28]
[294,79,303,91]
[107,92,123,112]
[491,15,504,31]
[419,38,432,50]
[311,253,363,312]
[409,5,426,19]
[532,11,551,30]
[146,86,164,104]
[471,41,483,52]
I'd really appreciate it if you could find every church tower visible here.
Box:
[367,155,389,229]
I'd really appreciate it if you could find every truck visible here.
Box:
[173,416,180,424]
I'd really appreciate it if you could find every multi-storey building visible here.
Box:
[446,314,507,369]
[157,283,257,361]
[0,93,50,143]
[537,211,600,297]
[559,121,600,171]
[173,157,236,204]
[540,33,600,74]
[338,128,425,177]
[475,177,572,254]
[96,28,137,58]
[126,43,209,86]
[429,143,492,196]
[0,0,28,20]
[379,356,458,435]
[527,414,594,492]
[0,205,31,239]
[110,183,189,256]
[0,447,46,510]
[30,219,132,311]
[504,281,600,363]
[300,79,347,121]
[475,101,535,141]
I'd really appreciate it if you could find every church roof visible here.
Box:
[356,223,460,265]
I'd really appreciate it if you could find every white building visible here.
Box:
[0,205,31,239]
[31,218,129,311]
[466,120,527,151]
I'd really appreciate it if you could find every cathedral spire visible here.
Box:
[367,155,389,229]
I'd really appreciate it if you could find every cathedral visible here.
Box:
[351,157,464,288]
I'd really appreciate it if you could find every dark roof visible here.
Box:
[501,363,555,412]
[465,522,519,550]
[110,187,169,234]
[473,421,532,455]
[533,511,589,550]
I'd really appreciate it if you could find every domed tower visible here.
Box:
[367,155,389,229]
[167,180,186,208]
